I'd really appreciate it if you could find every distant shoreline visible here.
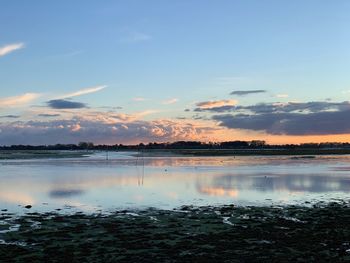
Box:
[137,148,350,157]
[0,150,88,160]
[1,148,350,159]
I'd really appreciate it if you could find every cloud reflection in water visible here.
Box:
[49,189,85,198]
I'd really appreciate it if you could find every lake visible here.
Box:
[1,152,350,214]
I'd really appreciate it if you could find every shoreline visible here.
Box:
[137,148,350,157]
[0,150,89,160]
[2,148,350,160]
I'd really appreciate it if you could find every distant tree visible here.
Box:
[78,142,94,150]
[220,141,249,148]
[250,140,266,148]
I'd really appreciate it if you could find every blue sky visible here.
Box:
[1,1,350,145]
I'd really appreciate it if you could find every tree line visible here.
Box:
[1,140,350,150]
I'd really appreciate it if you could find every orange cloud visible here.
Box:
[162,98,178,105]
[0,93,41,108]
[196,99,238,110]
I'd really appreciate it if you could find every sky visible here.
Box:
[1,0,350,145]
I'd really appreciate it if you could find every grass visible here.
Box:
[0,150,89,160]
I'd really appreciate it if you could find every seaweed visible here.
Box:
[1,202,350,262]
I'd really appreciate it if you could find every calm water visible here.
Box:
[1,152,350,213]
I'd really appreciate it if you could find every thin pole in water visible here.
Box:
[136,147,139,166]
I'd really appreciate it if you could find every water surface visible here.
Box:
[1,152,350,213]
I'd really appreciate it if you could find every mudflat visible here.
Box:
[1,202,350,262]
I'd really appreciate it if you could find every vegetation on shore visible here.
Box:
[2,140,350,158]
[1,140,350,152]
[0,150,88,160]
[2,147,350,160]
[1,202,350,262]
[139,148,350,156]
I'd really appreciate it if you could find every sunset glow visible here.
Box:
[1,1,350,145]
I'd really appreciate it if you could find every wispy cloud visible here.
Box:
[0,43,25,57]
[134,110,158,119]
[162,98,178,105]
[276,94,289,98]
[230,90,266,96]
[120,32,152,43]
[133,97,147,102]
[0,93,41,108]
[46,50,85,60]
[59,85,107,99]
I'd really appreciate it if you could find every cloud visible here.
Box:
[134,110,158,118]
[133,97,147,102]
[194,99,238,112]
[213,111,350,135]
[47,99,87,109]
[230,90,266,96]
[38,113,61,117]
[193,115,205,120]
[0,117,217,145]
[195,101,350,114]
[98,106,123,110]
[212,101,350,135]
[276,94,289,98]
[162,98,178,105]
[68,110,157,125]
[120,32,152,43]
[243,101,350,114]
[46,50,85,60]
[59,85,106,99]
[0,43,25,57]
[194,105,236,113]
[0,93,41,108]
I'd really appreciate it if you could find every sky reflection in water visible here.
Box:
[1,152,350,213]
